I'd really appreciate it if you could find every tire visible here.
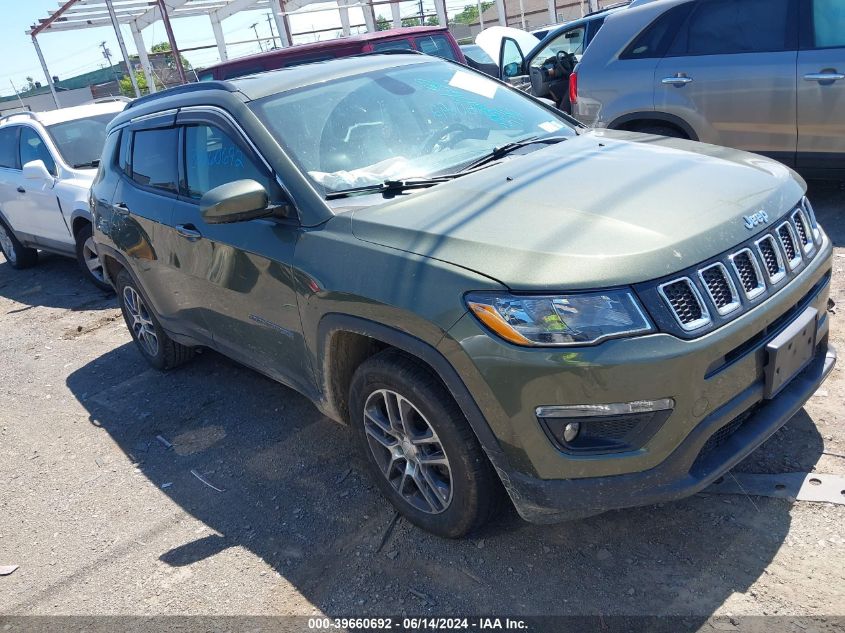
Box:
[634,124,687,139]
[74,223,111,291]
[0,219,38,270]
[115,268,194,370]
[349,349,501,538]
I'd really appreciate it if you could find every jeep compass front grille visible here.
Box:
[644,201,822,337]
[658,278,709,330]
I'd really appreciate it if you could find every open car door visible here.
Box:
[475,26,540,91]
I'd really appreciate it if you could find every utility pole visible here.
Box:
[265,13,278,49]
[101,42,122,90]
[418,0,424,23]
[251,23,264,51]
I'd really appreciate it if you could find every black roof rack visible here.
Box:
[125,81,238,110]
[583,0,630,18]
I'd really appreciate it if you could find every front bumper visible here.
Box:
[509,339,835,523]
[441,235,834,523]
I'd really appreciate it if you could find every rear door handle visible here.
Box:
[16,186,25,194]
[662,75,693,86]
[112,202,129,215]
[803,72,845,82]
[175,224,202,241]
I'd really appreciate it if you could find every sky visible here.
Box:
[0,0,467,98]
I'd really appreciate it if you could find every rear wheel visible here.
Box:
[115,268,194,370]
[349,349,501,538]
[74,223,111,291]
[0,220,38,269]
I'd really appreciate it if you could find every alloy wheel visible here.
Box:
[0,224,16,264]
[82,236,105,282]
[363,389,453,514]
[122,286,159,357]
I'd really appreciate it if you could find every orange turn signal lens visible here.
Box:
[467,301,534,346]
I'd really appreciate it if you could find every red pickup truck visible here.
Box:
[197,26,465,81]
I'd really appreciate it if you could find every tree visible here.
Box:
[376,14,391,30]
[119,69,164,97]
[150,41,192,71]
[452,1,494,24]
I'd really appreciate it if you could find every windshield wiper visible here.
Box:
[459,135,571,172]
[325,175,459,200]
[73,160,100,169]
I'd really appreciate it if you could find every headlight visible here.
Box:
[465,290,654,347]
[802,196,822,243]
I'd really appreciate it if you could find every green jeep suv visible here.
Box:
[91,54,835,537]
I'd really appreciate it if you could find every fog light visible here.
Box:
[563,422,581,443]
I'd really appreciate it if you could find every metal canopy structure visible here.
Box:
[27,0,446,109]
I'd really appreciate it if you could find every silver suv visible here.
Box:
[572,0,845,177]
[0,100,127,288]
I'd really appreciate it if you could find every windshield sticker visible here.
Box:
[448,70,497,99]
[539,121,564,133]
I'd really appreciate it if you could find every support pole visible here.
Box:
[271,0,292,47]
[495,0,507,26]
[31,35,59,109]
[362,0,377,31]
[434,0,448,26]
[547,0,556,24]
[157,0,188,84]
[339,0,351,36]
[391,1,402,28]
[210,13,229,61]
[478,0,485,29]
[105,0,140,97]
[130,23,157,94]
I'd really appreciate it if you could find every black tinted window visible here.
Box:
[0,127,19,169]
[19,127,56,175]
[415,35,458,60]
[131,128,178,192]
[372,39,414,52]
[671,0,792,55]
[622,3,694,59]
[117,129,131,174]
[183,124,273,199]
[811,0,845,48]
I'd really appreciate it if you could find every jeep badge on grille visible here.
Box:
[743,210,769,230]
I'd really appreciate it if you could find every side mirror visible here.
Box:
[200,179,272,224]
[503,62,522,78]
[23,160,54,183]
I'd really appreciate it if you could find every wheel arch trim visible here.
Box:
[608,111,699,141]
[316,313,512,480]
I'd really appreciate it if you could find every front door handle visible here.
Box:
[175,224,202,241]
[803,72,845,82]
[662,74,693,86]
[16,186,25,194]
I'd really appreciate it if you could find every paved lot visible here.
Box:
[1,182,844,624]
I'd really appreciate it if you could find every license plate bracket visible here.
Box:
[764,306,818,399]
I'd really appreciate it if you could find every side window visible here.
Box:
[501,38,525,77]
[530,26,586,69]
[131,128,178,192]
[415,35,458,61]
[182,124,275,200]
[811,0,845,48]
[621,3,695,59]
[585,17,606,47]
[0,127,19,170]
[670,0,792,56]
[19,127,56,175]
[372,39,414,52]
[117,129,131,174]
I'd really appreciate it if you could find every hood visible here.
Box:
[349,130,806,291]
[475,26,540,69]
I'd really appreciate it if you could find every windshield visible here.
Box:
[46,112,118,168]
[249,61,576,196]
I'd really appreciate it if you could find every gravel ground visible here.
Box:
[0,182,843,626]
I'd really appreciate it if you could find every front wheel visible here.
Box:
[115,268,194,370]
[349,350,501,538]
[0,220,38,269]
[74,223,111,291]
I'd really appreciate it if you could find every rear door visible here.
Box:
[654,0,798,161]
[796,0,845,172]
